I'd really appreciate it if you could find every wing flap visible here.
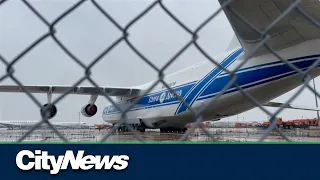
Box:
[0,85,141,96]
[219,0,320,57]
[263,101,320,111]
[0,122,13,127]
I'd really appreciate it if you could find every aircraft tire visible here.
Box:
[182,128,187,133]
[160,128,168,133]
[138,126,145,132]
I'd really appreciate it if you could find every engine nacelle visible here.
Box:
[40,103,57,119]
[81,104,98,117]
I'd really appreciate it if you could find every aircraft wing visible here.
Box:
[51,122,88,128]
[219,0,320,57]
[0,85,141,96]
[0,122,13,128]
[263,101,320,111]
[0,122,24,129]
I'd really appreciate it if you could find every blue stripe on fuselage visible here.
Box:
[198,56,320,100]
[174,48,244,115]
[103,54,320,115]
[219,54,320,76]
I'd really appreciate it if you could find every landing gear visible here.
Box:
[137,119,146,132]
[160,128,187,134]
[118,126,128,132]
[137,125,145,132]
[116,120,146,133]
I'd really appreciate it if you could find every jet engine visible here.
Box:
[40,103,57,119]
[81,104,98,117]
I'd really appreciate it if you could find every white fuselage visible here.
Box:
[102,39,320,128]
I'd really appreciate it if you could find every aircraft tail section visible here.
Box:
[226,34,241,52]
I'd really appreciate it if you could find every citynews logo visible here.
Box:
[16,150,129,175]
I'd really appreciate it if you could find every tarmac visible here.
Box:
[1,127,320,142]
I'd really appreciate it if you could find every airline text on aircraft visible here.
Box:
[148,90,182,103]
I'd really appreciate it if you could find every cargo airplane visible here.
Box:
[0,0,319,133]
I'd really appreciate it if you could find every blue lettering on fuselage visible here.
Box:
[148,96,159,103]
[165,90,182,101]
[103,83,194,115]
[148,89,182,103]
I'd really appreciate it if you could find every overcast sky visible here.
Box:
[0,0,319,125]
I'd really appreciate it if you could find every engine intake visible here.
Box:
[40,103,57,119]
[81,104,98,117]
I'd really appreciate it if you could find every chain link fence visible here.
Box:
[0,0,319,142]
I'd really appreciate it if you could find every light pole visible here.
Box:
[78,112,81,124]
[312,79,320,126]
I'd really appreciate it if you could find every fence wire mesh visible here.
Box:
[0,0,319,142]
